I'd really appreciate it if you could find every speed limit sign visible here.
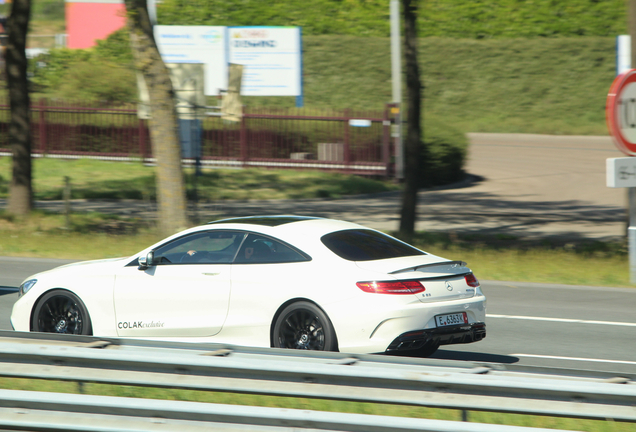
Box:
[607,69,636,156]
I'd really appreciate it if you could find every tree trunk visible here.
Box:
[124,0,188,235]
[5,0,32,216]
[398,0,422,240]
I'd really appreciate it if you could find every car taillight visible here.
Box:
[356,280,425,294]
[465,273,480,287]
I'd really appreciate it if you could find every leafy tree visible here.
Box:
[124,0,188,235]
[5,0,32,216]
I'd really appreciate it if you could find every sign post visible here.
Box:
[390,0,403,180]
[606,69,636,283]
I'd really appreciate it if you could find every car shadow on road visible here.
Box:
[431,349,519,364]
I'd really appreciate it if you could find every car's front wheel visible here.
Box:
[272,301,337,351]
[31,290,92,335]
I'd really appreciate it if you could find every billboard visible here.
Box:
[228,26,302,97]
[154,26,227,97]
[154,25,302,100]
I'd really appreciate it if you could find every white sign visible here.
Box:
[228,26,302,97]
[154,26,227,96]
[349,119,372,127]
[617,35,631,75]
[607,157,636,187]
[154,25,303,98]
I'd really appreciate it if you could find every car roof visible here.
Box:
[207,215,322,227]
[137,216,381,260]
[204,216,369,248]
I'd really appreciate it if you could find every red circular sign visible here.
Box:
[607,69,636,156]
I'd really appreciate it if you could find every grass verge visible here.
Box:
[0,377,632,432]
[406,232,630,288]
[0,158,400,201]
[0,211,631,287]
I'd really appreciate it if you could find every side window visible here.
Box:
[153,231,246,265]
[234,234,309,264]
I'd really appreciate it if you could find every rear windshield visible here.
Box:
[321,229,425,261]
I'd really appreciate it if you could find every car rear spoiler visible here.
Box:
[389,260,469,275]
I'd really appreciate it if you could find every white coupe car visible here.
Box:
[11,216,486,356]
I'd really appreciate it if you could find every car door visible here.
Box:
[227,233,313,328]
[113,230,245,338]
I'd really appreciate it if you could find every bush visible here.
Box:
[31,0,65,21]
[155,0,627,38]
[29,31,136,103]
[94,29,134,65]
[29,49,93,93]
[419,116,468,187]
[52,61,136,102]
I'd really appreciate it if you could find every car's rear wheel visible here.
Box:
[273,301,337,351]
[31,290,92,335]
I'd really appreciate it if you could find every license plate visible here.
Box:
[435,312,467,327]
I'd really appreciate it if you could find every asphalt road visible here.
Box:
[2,257,634,377]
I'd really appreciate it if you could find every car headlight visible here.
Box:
[19,279,37,297]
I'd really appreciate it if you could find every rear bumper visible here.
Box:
[386,322,486,352]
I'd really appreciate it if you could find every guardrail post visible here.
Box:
[39,98,47,154]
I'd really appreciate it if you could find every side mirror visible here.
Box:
[138,251,155,270]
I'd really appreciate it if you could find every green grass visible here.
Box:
[0,158,399,201]
[0,210,161,259]
[0,377,632,432]
[298,36,615,135]
[405,232,630,287]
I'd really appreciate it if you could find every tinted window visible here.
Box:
[321,229,425,261]
[234,234,310,264]
[153,231,246,264]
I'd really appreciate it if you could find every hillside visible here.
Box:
[155,0,627,38]
[21,34,616,136]
[2,0,623,135]
[301,36,615,135]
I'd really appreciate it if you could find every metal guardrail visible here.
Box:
[0,331,633,431]
[0,389,576,432]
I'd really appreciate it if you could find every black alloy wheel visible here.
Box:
[273,301,337,351]
[31,290,92,335]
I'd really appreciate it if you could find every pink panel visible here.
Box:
[66,3,127,49]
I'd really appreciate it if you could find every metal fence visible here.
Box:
[0,99,395,176]
[0,330,633,431]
